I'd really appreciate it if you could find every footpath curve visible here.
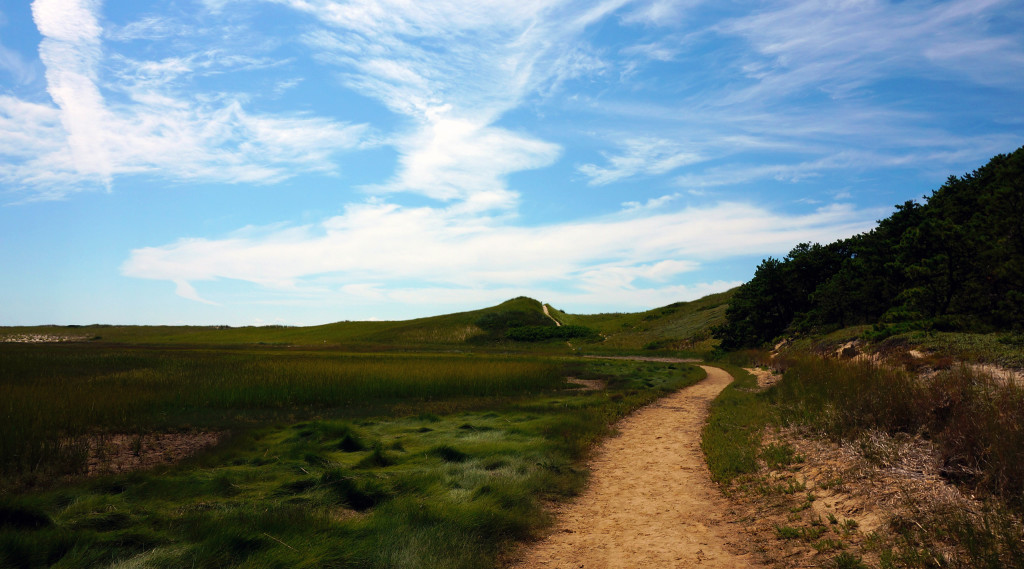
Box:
[507,365,759,569]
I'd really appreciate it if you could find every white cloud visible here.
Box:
[621,192,682,211]
[620,41,680,62]
[366,109,561,206]
[621,0,701,27]
[33,0,112,186]
[291,0,631,206]
[174,279,219,305]
[673,142,1024,191]
[2,0,369,199]
[719,0,1024,102]
[106,16,184,42]
[121,199,879,306]
[580,137,703,185]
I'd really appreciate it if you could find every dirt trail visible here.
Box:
[542,303,562,326]
[508,366,759,569]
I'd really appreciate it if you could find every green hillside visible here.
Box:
[1,293,732,353]
[547,289,734,352]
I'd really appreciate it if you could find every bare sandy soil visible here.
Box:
[84,431,224,476]
[507,365,760,569]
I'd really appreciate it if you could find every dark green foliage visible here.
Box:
[0,503,52,530]
[273,477,317,496]
[355,445,396,468]
[427,444,469,463]
[0,527,76,569]
[337,433,365,452]
[320,469,390,511]
[716,146,1024,348]
[0,346,563,480]
[761,442,801,469]
[505,324,598,342]
[831,552,869,569]
[475,309,551,332]
[470,301,559,343]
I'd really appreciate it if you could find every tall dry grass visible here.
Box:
[771,355,1024,511]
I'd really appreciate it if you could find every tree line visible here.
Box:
[714,146,1024,350]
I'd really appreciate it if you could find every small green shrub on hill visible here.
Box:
[505,325,598,342]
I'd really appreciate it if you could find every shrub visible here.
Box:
[505,325,598,342]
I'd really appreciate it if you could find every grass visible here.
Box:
[903,330,1024,369]
[1,292,732,358]
[546,289,733,353]
[701,349,1024,569]
[0,353,704,569]
[700,363,771,485]
[0,297,551,348]
[0,344,567,483]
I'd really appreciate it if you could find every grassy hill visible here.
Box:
[547,289,734,352]
[1,293,734,353]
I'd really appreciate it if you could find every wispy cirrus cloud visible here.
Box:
[718,0,1024,102]
[289,0,632,208]
[2,0,368,199]
[0,42,38,85]
[105,15,186,42]
[559,0,1024,200]
[579,137,704,185]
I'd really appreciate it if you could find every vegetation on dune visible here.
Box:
[702,349,1024,569]
[715,146,1024,350]
[771,356,1024,510]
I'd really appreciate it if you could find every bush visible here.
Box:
[475,310,550,332]
[505,325,598,342]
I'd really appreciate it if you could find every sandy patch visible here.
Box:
[85,431,224,476]
[747,367,782,389]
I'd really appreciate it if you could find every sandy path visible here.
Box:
[508,365,759,569]
[542,303,562,326]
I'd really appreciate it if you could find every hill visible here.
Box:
[1,293,733,352]
[547,289,734,352]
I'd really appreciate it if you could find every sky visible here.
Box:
[1,0,1022,326]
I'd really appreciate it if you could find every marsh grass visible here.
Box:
[0,344,563,482]
[1,356,703,569]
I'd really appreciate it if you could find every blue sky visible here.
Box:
[1,0,1022,325]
